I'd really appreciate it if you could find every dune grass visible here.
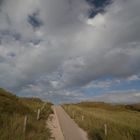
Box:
[0,88,53,140]
[63,102,140,140]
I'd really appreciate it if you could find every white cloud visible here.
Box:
[87,13,106,27]
[0,0,140,103]
[127,75,140,81]
[134,93,140,97]
[84,79,121,89]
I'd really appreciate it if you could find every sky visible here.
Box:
[0,0,140,104]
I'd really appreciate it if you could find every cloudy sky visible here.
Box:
[0,0,140,104]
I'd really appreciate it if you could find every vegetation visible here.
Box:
[0,88,53,140]
[63,102,140,140]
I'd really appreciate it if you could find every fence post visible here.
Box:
[104,124,107,137]
[23,115,27,133]
[82,115,84,121]
[37,109,41,120]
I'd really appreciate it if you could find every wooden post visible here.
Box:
[23,115,27,133]
[82,115,84,121]
[104,124,107,136]
[37,109,40,120]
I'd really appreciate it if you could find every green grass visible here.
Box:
[63,102,140,140]
[0,88,53,140]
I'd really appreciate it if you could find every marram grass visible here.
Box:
[63,102,140,140]
[0,88,53,140]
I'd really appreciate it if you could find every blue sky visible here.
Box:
[83,76,140,95]
[0,0,140,104]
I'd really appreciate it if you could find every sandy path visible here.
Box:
[47,106,65,140]
[54,105,88,140]
[47,105,88,140]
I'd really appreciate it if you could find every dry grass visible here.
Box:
[63,102,140,140]
[0,88,53,140]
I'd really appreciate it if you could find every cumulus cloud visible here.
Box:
[59,0,140,88]
[0,0,140,103]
